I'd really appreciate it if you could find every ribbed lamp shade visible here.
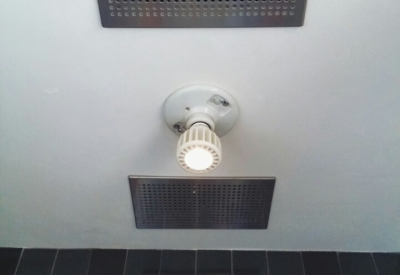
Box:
[177,123,222,173]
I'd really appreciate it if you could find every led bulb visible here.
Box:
[177,123,222,173]
[184,148,214,171]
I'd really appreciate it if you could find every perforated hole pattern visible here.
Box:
[98,0,307,27]
[129,177,275,229]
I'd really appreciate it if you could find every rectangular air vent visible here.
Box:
[98,0,307,28]
[129,177,275,229]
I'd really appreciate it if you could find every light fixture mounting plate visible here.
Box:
[163,85,239,137]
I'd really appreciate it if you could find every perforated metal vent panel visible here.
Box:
[98,0,307,28]
[129,177,275,229]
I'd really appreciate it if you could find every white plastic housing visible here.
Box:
[163,84,239,137]
[177,124,222,173]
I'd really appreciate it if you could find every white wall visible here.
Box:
[1,0,399,251]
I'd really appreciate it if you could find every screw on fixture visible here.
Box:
[173,123,183,133]
[219,98,230,106]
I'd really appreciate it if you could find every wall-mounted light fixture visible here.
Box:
[163,85,239,173]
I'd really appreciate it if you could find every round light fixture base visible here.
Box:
[163,84,239,137]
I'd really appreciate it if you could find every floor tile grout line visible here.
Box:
[371,253,380,275]
[85,249,93,275]
[87,249,95,275]
[195,250,198,275]
[122,250,129,275]
[300,252,306,275]
[230,250,233,275]
[336,252,343,275]
[265,251,270,275]
[13,248,24,275]
[158,250,163,275]
[49,249,59,275]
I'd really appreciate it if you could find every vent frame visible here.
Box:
[98,0,307,28]
[129,176,276,229]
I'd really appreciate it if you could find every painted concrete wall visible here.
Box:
[1,0,399,251]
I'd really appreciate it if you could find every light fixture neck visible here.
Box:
[190,122,211,130]
[186,113,216,132]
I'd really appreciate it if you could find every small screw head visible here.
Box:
[219,98,230,106]
[173,124,183,133]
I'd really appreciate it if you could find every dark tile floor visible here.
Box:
[0,248,399,275]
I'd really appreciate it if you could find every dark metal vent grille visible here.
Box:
[129,177,275,229]
[98,0,307,28]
